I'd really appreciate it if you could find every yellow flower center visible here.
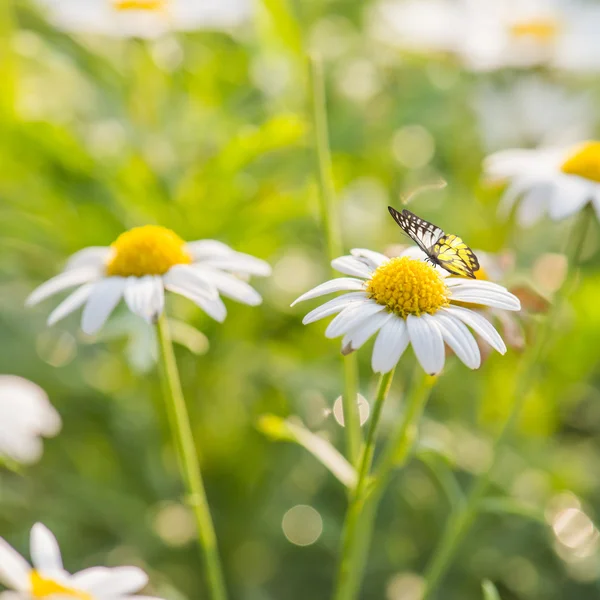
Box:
[112,0,166,11]
[106,225,191,277]
[30,571,92,600]
[561,141,600,183]
[366,257,449,318]
[509,19,560,43]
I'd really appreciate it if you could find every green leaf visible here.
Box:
[479,497,546,523]
[258,414,357,488]
[415,447,465,510]
[482,580,501,600]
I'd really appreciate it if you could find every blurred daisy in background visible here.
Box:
[36,0,252,39]
[0,522,161,599]
[26,225,271,335]
[0,376,61,465]
[370,0,600,72]
[485,141,600,226]
[472,77,594,152]
[292,249,520,375]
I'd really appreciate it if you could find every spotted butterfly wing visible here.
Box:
[432,234,480,278]
[387,206,479,279]
[387,207,444,254]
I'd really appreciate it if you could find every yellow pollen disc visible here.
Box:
[112,0,166,11]
[561,141,600,183]
[106,225,191,277]
[509,19,559,42]
[366,256,449,318]
[30,571,92,600]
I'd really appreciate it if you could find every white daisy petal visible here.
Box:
[124,276,165,323]
[185,240,235,260]
[331,256,373,278]
[26,267,101,306]
[30,523,63,574]
[166,282,227,322]
[517,185,550,227]
[371,316,410,373]
[325,301,386,339]
[548,177,591,220]
[81,277,127,335]
[64,247,112,271]
[342,311,393,351]
[449,283,521,311]
[434,313,481,369]
[47,284,93,326]
[0,538,30,591]
[82,566,148,596]
[193,267,262,306]
[442,306,506,354]
[406,314,445,375]
[291,278,366,306]
[301,293,369,325]
[164,265,217,299]
[350,248,388,269]
[71,567,112,591]
[201,254,272,277]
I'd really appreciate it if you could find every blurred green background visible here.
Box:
[2,1,600,599]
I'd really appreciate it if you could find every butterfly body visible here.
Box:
[388,207,480,278]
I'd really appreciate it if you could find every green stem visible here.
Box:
[422,206,594,600]
[334,370,435,600]
[308,54,361,465]
[156,314,228,600]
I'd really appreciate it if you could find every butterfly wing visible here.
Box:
[432,234,480,278]
[387,207,444,254]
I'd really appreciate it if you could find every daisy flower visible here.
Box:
[36,0,252,39]
[292,249,521,375]
[0,522,161,599]
[0,377,61,465]
[485,141,600,226]
[370,0,600,72]
[26,225,271,335]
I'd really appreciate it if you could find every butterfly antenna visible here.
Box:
[401,178,447,206]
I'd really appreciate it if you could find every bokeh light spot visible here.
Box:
[282,505,323,546]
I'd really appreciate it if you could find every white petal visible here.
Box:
[449,281,521,311]
[433,313,481,369]
[350,248,388,269]
[371,317,410,373]
[342,311,393,351]
[516,185,550,227]
[0,538,30,591]
[291,278,365,306]
[330,256,373,278]
[301,293,368,325]
[185,240,235,260]
[30,524,62,574]
[47,284,93,326]
[81,277,127,335]
[325,302,386,339]
[71,567,112,591]
[201,254,271,277]
[497,175,540,218]
[548,178,591,221]
[193,267,262,306]
[166,282,227,322]
[64,247,112,271]
[78,566,148,595]
[163,265,217,299]
[406,314,445,375]
[123,276,165,323]
[26,268,101,306]
[441,306,506,354]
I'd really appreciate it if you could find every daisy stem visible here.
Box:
[421,206,593,600]
[156,314,228,600]
[308,53,361,466]
[334,369,435,600]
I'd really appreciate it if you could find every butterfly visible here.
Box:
[387,206,480,278]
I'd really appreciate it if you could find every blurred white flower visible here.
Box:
[371,0,600,72]
[37,0,252,39]
[27,226,271,335]
[0,523,160,599]
[472,77,594,152]
[0,376,61,465]
[485,142,600,226]
[292,249,520,375]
